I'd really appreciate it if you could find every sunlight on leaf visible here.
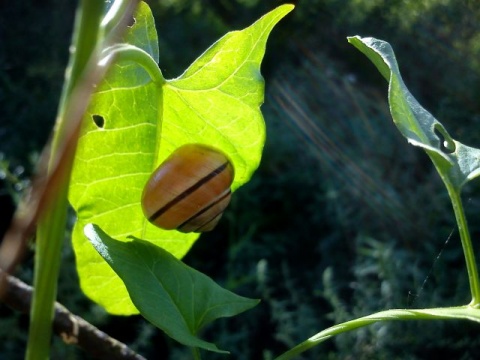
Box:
[69,2,293,314]
[162,4,295,191]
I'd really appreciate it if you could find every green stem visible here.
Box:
[25,184,70,360]
[100,44,165,85]
[191,347,201,360]
[276,181,480,360]
[62,0,104,110]
[275,306,477,360]
[25,0,104,359]
[446,183,480,306]
[101,0,131,35]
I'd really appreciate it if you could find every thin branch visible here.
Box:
[0,268,146,360]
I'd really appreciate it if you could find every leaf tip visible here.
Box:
[282,3,295,12]
[347,35,360,43]
[347,35,377,47]
[268,3,295,20]
[83,223,98,243]
[83,223,112,262]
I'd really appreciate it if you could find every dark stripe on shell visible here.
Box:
[149,161,230,222]
[178,190,231,232]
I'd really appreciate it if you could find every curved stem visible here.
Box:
[100,44,165,85]
[275,306,479,360]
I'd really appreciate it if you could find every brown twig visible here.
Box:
[0,268,147,360]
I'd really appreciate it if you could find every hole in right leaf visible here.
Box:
[434,124,455,154]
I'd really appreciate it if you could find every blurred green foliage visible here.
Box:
[2,0,480,359]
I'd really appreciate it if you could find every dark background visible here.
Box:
[2,0,480,359]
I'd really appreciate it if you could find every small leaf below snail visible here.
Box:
[84,223,259,353]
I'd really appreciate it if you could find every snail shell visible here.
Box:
[141,144,234,233]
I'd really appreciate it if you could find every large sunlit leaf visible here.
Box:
[348,36,480,190]
[69,2,294,314]
[85,224,259,353]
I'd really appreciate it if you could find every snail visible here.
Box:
[141,144,234,233]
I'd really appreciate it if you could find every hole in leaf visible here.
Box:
[127,16,136,27]
[434,124,455,154]
[92,114,105,128]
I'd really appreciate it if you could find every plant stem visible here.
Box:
[25,183,70,360]
[100,44,165,85]
[25,0,104,358]
[192,347,201,360]
[446,183,480,306]
[102,0,132,35]
[274,306,478,360]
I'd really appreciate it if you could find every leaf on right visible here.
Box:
[348,36,480,191]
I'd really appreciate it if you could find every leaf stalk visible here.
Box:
[445,181,480,306]
[275,306,480,359]
[100,44,165,85]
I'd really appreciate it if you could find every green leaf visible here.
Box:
[162,4,294,190]
[348,36,480,190]
[84,223,259,353]
[69,3,294,314]
[348,35,480,309]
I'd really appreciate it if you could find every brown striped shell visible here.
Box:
[141,144,234,233]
